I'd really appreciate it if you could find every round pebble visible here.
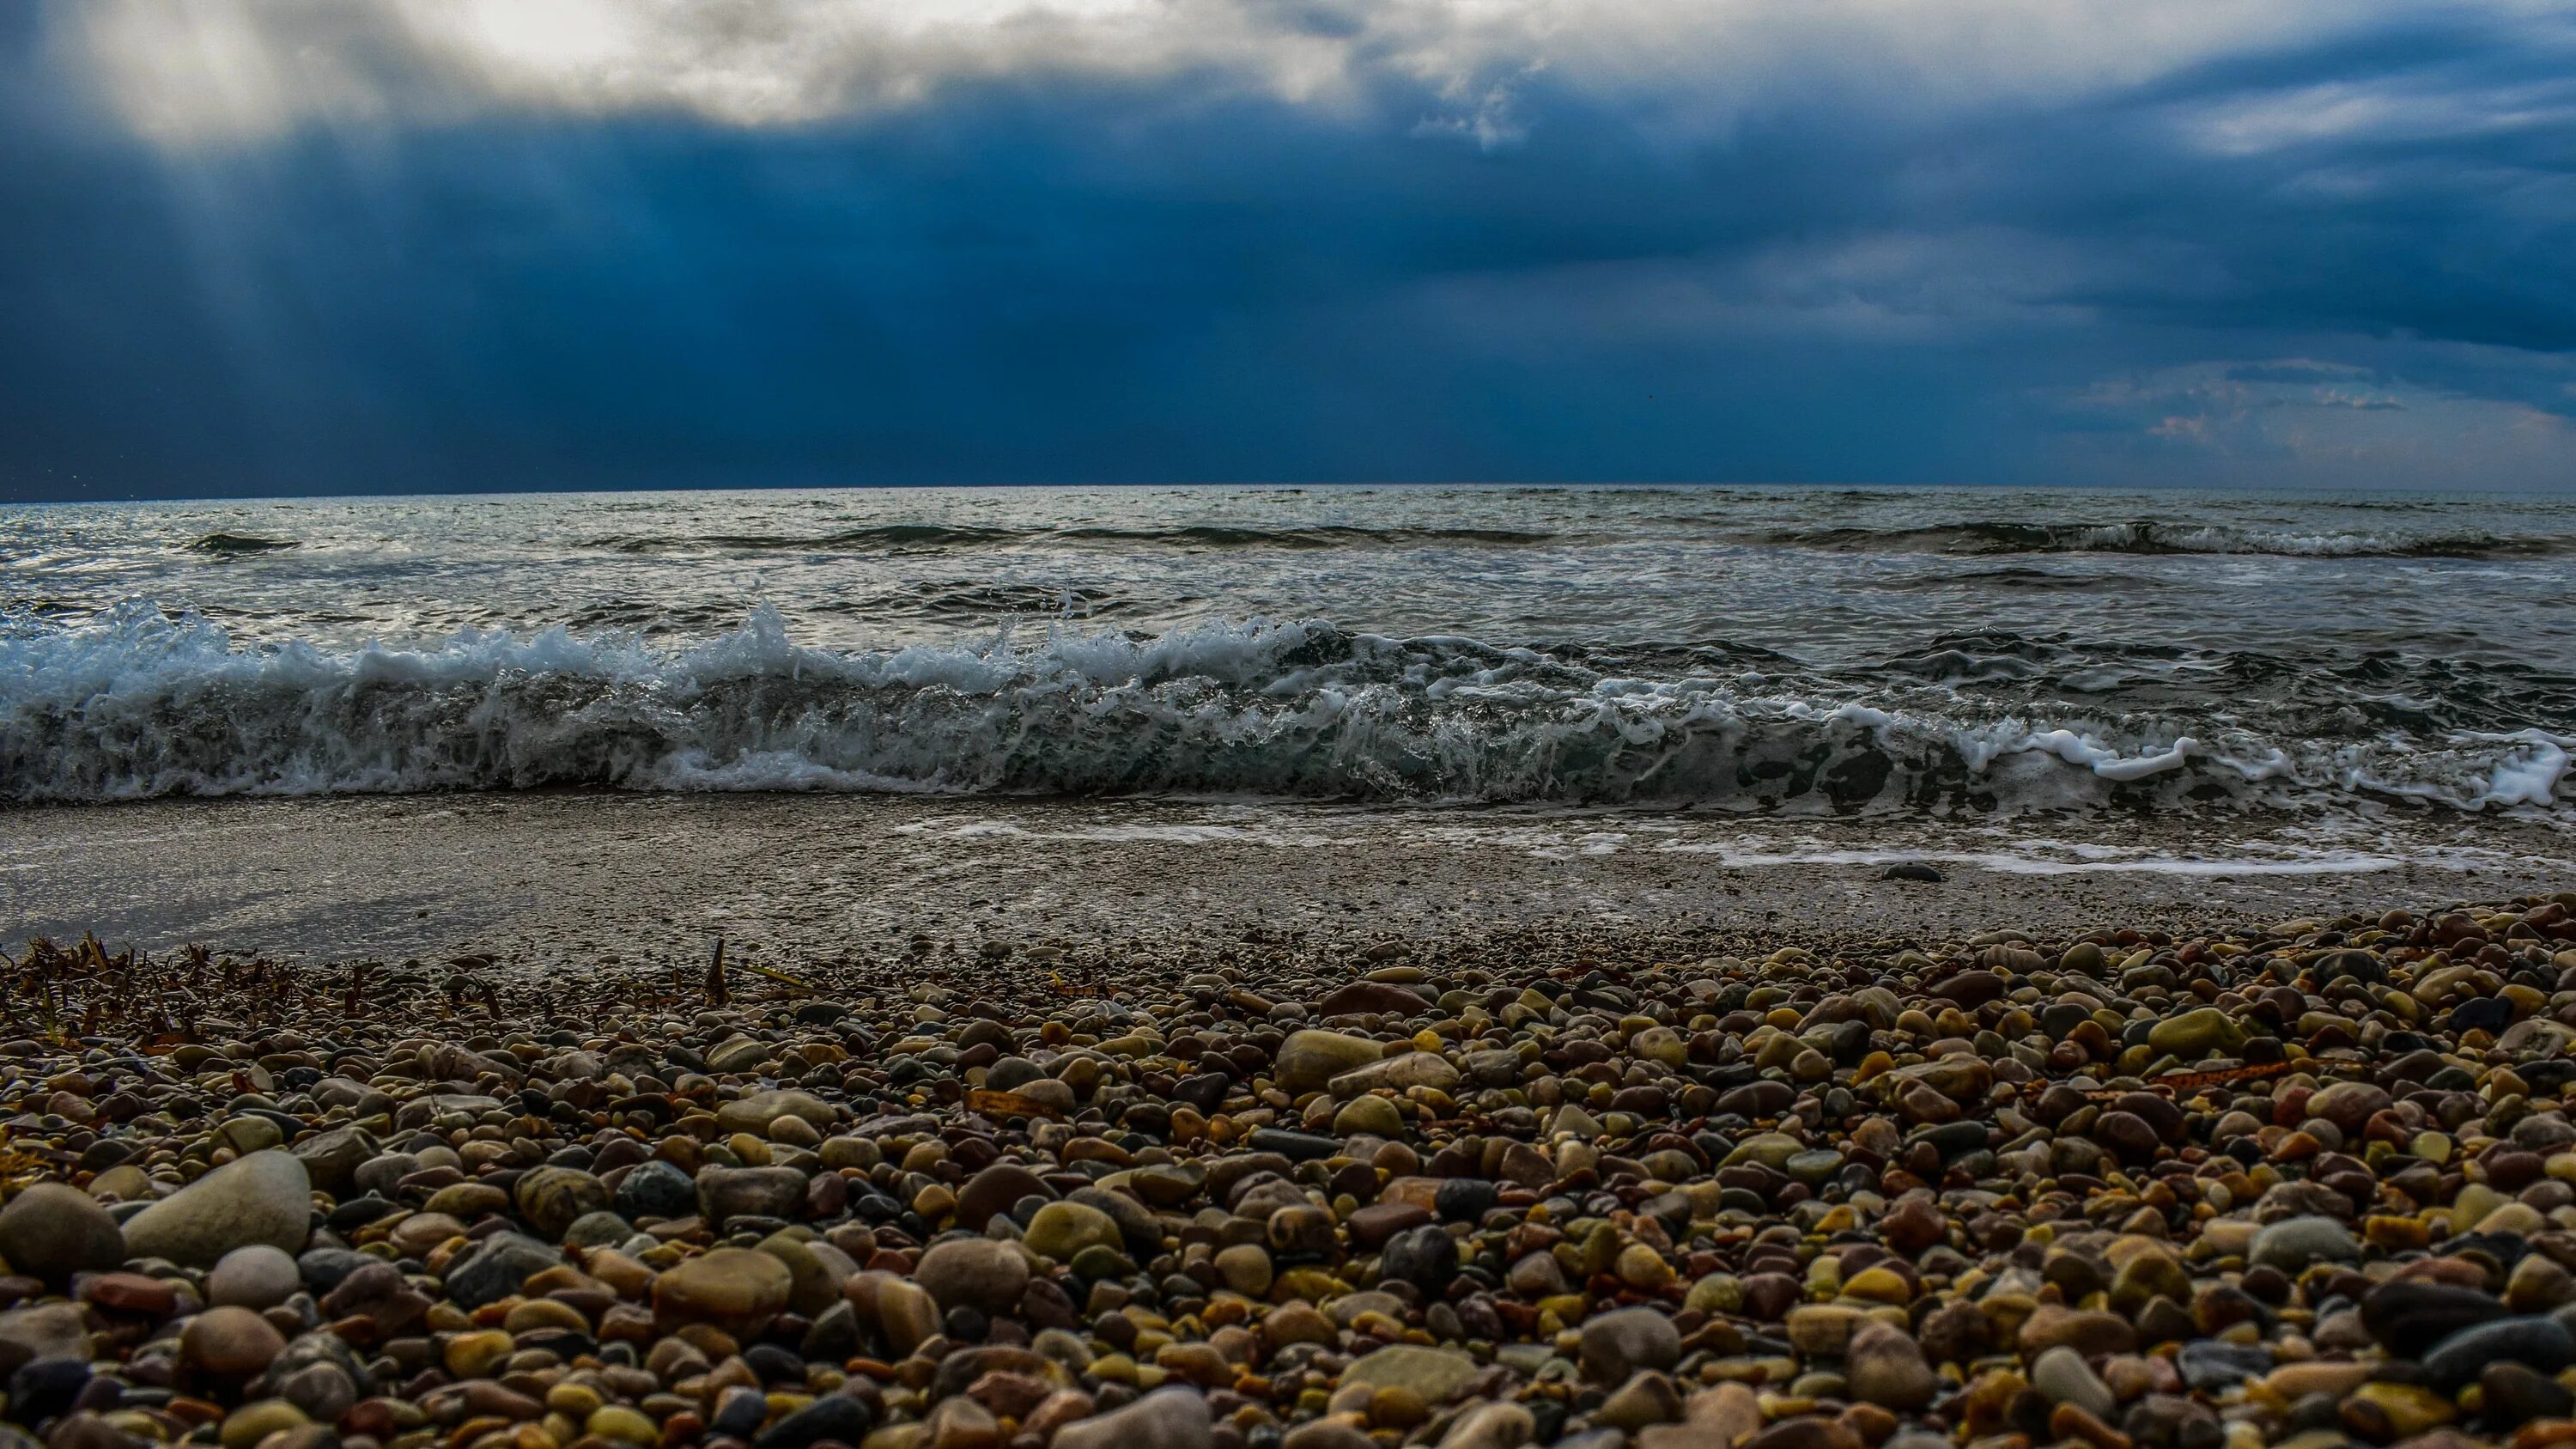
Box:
[0,892,2564,1449]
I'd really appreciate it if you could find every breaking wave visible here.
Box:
[3,603,2566,814]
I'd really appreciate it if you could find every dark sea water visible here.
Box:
[3,485,2570,819]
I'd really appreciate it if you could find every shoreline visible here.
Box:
[3,793,2570,971]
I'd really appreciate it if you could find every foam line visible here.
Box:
[2,603,2566,812]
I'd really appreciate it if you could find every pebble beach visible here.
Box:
[9,21,2576,1449]
[5,892,2576,1449]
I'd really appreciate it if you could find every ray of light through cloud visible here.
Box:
[3,0,2573,496]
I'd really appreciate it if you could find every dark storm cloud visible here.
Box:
[3,1,2572,500]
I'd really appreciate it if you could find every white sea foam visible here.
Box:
[2,601,2567,813]
[1651,842,2422,874]
[874,811,2576,878]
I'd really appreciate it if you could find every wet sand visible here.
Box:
[3,793,2567,971]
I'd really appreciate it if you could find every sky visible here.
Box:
[3,0,2574,501]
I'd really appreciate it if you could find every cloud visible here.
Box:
[2036,351,2576,487]
[67,0,2403,145]
[3,0,2573,497]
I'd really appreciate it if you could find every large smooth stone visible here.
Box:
[2422,1317,2574,1389]
[697,1167,807,1228]
[654,1247,793,1334]
[2147,1008,2241,1059]
[2364,1280,2511,1357]
[180,1306,287,1380]
[121,1152,311,1269]
[1328,1052,1462,1098]
[206,1245,303,1310]
[717,1091,836,1137]
[956,1165,1048,1232]
[914,1238,1030,1315]
[2248,1216,2360,1275]
[514,1167,610,1240]
[1023,1202,1121,1263]
[1346,1344,1483,1402]
[0,1184,128,1288]
[1274,1032,1387,1093]
[1580,1307,1681,1384]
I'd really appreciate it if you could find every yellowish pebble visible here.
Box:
[443,1330,515,1379]
[544,1385,604,1420]
[586,1407,659,1446]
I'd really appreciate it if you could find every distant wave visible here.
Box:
[1883,566,2158,592]
[581,517,2569,559]
[588,524,1024,552]
[1769,521,2568,558]
[3,603,2564,814]
[586,523,1558,554]
[184,533,300,554]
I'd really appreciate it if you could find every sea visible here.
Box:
[3,485,2571,828]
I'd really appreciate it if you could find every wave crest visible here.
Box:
[0,603,2564,812]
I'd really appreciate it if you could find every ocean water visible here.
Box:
[3,484,2571,819]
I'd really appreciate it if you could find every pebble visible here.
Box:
[513,1164,610,1238]
[2481,1361,2575,1427]
[2146,1006,2240,1058]
[696,1164,807,1227]
[1023,1201,1121,1262]
[1579,1306,1680,1382]
[0,1184,127,1288]
[116,1149,311,1268]
[611,1158,699,1220]
[1843,1321,1936,1409]
[1443,1402,1537,1449]
[179,1305,287,1379]
[753,1393,876,1449]
[1054,1387,1212,1449]
[2032,1345,2118,1419]
[1273,1031,1387,1092]
[2419,1315,2574,1388]
[652,1245,793,1333]
[2020,1305,2139,1358]
[443,1230,562,1309]
[1213,1242,1274,1297]
[0,1300,89,1367]
[0,892,2569,1449]
[1598,1370,1685,1431]
[204,1244,302,1309]
[914,1236,1030,1313]
[1345,1344,1483,1402]
[217,1399,308,1449]
[2246,1215,2360,1274]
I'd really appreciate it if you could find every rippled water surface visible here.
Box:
[3,485,2571,814]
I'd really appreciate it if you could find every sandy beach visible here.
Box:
[6,795,2572,971]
